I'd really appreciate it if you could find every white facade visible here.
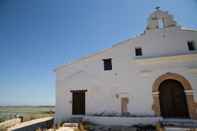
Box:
[55,9,197,124]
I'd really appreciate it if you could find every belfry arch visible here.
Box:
[152,72,197,119]
[146,8,178,31]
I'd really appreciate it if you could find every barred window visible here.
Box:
[103,58,112,71]
[135,48,142,56]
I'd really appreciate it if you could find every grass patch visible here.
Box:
[0,106,54,122]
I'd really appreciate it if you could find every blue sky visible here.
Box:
[0,0,196,106]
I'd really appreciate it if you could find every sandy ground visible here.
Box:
[56,127,78,131]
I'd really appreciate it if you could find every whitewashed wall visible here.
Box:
[55,27,197,123]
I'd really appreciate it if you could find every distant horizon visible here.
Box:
[0,105,55,107]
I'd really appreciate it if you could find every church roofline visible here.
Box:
[54,9,197,72]
[54,36,138,72]
[54,26,197,72]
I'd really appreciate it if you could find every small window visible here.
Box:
[135,48,142,56]
[103,58,112,71]
[187,41,196,51]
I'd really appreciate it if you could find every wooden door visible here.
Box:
[72,91,86,115]
[159,79,189,118]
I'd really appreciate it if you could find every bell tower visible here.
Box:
[146,7,178,31]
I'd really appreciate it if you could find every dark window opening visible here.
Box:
[187,41,196,51]
[135,48,142,56]
[103,58,112,71]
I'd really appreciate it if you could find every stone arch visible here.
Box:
[153,72,192,92]
[152,72,197,119]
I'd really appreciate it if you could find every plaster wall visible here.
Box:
[55,28,197,123]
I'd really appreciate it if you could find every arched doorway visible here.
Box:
[159,79,189,118]
[152,73,197,119]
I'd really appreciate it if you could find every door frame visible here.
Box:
[71,90,87,115]
[152,72,197,119]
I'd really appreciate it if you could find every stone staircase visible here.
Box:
[65,117,156,131]
[64,117,197,130]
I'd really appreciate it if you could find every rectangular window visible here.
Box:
[135,48,142,56]
[103,58,112,71]
[187,41,196,51]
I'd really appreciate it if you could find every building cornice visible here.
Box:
[134,52,197,65]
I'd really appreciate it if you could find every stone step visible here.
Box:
[66,117,83,123]
[162,119,197,128]
[62,123,79,127]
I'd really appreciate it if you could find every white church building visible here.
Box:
[55,9,197,124]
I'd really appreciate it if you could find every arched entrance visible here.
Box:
[152,73,197,119]
[159,79,189,118]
